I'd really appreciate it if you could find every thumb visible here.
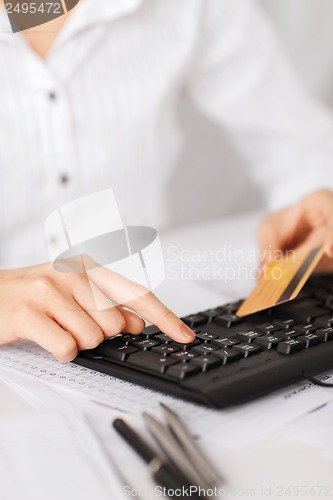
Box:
[293,226,333,273]
[324,226,333,259]
[257,203,308,269]
[256,212,285,271]
[295,226,330,255]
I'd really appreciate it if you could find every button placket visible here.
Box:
[23,48,79,204]
[48,89,80,204]
[47,91,80,207]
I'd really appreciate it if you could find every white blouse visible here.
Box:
[1,0,333,269]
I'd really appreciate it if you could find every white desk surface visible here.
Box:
[1,211,333,500]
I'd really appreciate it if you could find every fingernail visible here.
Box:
[325,245,333,259]
[180,325,196,341]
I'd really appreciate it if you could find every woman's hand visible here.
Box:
[0,260,195,363]
[257,189,333,272]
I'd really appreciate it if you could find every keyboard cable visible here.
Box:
[302,371,333,387]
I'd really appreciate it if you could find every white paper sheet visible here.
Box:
[276,401,333,460]
[0,409,126,500]
[1,340,333,449]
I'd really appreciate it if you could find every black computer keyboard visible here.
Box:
[74,273,333,408]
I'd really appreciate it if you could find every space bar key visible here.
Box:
[127,351,178,374]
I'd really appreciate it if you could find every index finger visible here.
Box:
[127,290,196,343]
[84,262,196,343]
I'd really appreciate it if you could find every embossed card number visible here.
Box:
[5,0,80,32]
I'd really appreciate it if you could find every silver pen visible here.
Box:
[160,403,224,489]
[143,411,212,492]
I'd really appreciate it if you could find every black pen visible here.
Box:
[113,418,199,498]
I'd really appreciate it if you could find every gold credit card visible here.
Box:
[236,247,325,317]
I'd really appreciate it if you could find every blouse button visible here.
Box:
[60,174,70,185]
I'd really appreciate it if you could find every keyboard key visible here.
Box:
[275,299,327,322]
[235,330,263,343]
[312,288,329,301]
[223,300,243,313]
[233,343,262,357]
[293,324,317,335]
[325,295,333,308]
[213,348,242,364]
[132,339,161,350]
[127,351,178,374]
[180,339,202,349]
[169,339,201,350]
[181,314,207,327]
[196,332,218,342]
[316,327,333,342]
[254,322,281,334]
[166,363,201,379]
[211,337,239,348]
[155,335,201,346]
[254,334,280,350]
[142,325,160,337]
[192,355,221,372]
[91,341,138,362]
[312,274,333,291]
[117,334,140,345]
[171,351,198,362]
[277,329,301,340]
[298,333,322,348]
[152,344,181,356]
[192,344,219,355]
[233,343,262,358]
[214,313,243,328]
[295,290,313,300]
[314,315,333,327]
[274,319,296,329]
[277,339,304,355]
[200,307,225,322]
[310,276,332,289]
[155,333,172,343]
